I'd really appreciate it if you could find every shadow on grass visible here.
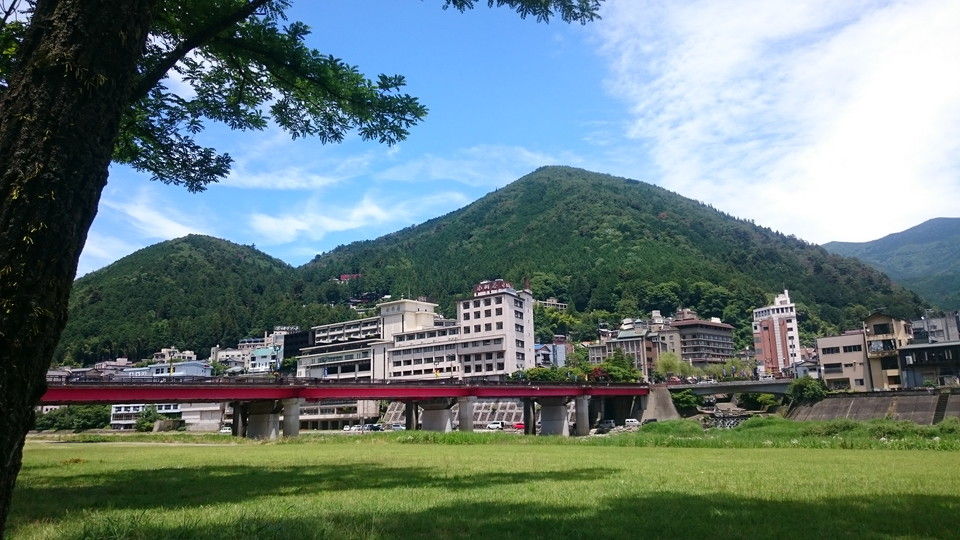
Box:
[11,463,613,523]
[22,490,960,539]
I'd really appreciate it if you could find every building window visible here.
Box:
[821,347,840,355]
[474,311,481,319]
[516,340,524,348]
[484,309,491,317]
[474,325,481,332]
[484,323,492,331]
[463,313,470,321]
[515,311,523,319]
[495,297,502,304]
[496,362,505,370]
[473,300,481,308]
[842,344,862,353]
[464,365,472,373]
[496,322,503,330]
[516,352,525,361]
[514,299,523,308]
[495,308,502,316]
[484,298,491,306]
[463,326,471,334]
[855,379,864,386]
[462,302,469,309]
[515,324,524,333]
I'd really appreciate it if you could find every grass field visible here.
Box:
[10,423,960,539]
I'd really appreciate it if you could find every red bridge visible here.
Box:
[41,377,648,404]
[41,377,649,438]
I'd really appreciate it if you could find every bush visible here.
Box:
[787,377,827,403]
[739,393,780,411]
[801,419,859,437]
[34,405,110,432]
[671,390,703,412]
[864,419,921,439]
[936,417,960,435]
[134,405,165,432]
[638,419,703,436]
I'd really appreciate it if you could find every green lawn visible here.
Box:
[9,433,960,539]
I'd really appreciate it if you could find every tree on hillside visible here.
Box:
[0,0,603,529]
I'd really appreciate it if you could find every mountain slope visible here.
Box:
[56,235,354,365]
[304,166,924,335]
[824,218,960,309]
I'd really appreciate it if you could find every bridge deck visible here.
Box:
[40,378,649,404]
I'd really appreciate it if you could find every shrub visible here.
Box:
[787,377,827,403]
[865,419,920,439]
[801,419,859,437]
[134,405,165,432]
[34,405,110,432]
[739,393,780,411]
[638,419,703,436]
[936,417,960,435]
[671,390,703,412]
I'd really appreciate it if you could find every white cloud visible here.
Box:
[594,0,960,242]
[100,188,210,240]
[249,191,470,245]
[375,144,574,187]
[77,232,140,276]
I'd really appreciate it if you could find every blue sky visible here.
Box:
[79,0,960,276]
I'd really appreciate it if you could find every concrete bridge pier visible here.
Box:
[538,397,570,436]
[522,398,538,435]
[404,401,419,430]
[230,401,247,437]
[282,398,300,437]
[246,400,281,439]
[420,399,456,432]
[457,396,476,432]
[574,395,590,436]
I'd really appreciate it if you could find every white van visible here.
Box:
[486,421,505,430]
[624,418,640,427]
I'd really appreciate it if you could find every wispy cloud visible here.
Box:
[100,188,211,240]
[375,144,574,187]
[595,0,960,242]
[77,232,140,276]
[249,191,470,245]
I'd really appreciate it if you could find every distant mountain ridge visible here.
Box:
[823,217,960,309]
[57,166,926,365]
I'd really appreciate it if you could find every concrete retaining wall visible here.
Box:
[788,391,947,424]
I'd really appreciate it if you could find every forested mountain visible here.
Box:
[58,166,926,365]
[55,235,356,365]
[824,218,960,310]
[304,166,924,342]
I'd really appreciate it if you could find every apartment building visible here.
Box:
[586,320,659,381]
[752,290,800,375]
[911,310,960,343]
[672,316,735,367]
[817,331,867,390]
[863,313,912,390]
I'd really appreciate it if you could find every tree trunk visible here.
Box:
[0,0,152,532]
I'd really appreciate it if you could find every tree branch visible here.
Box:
[130,0,272,103]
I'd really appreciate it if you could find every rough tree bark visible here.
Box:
[0,0,153,532]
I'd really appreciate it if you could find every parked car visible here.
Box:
[363,423,383,432]
[624,418,640,427]
[390,423,406,431]
[513,422,525,430]
[342,425,353,431]
[698,379,718,384]
[218,426,232,434]
[487,421,505,430]
[758,374,775,381]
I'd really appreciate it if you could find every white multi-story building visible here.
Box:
[455,279,535,379]
[111,359,215,430]
[752,290,800,376]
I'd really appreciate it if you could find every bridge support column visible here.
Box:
[246,400,280,440]
[522,399,537,435]
[282,398,300,437]
[404,401,418,431]
[457,396,476,432]
[230,401,246,437]
[574,395,590,436]
[420,399,455,432]
[538,398,570,436]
